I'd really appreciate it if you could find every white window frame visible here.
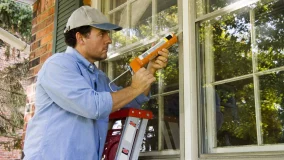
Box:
[197,0,284,158]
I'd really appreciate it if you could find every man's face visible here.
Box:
[80,27,112,62]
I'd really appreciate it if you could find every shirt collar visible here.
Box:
[65,46,97,73]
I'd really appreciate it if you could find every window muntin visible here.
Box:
[102,0,179,154]
[199,0,284,153]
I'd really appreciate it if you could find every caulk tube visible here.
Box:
[129,33,178,73]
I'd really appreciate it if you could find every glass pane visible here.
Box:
[259,72,284,144]
[199,8,252,82]
[255,0,284,71]
[141,93,180,152]
[130,0,153,41]
[141,98,158,152]
[163,93,179,149]
[215,79,257,146]
[151,44,179,95]
[109,7,128,52]
[130,0,178,42]
[196,0,242,17]
[162,44,179,92]
[110,0,127,10]
[107,0,178,52]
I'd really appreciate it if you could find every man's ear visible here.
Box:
[75,32,85,44]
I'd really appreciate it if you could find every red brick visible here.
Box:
[46,42,53,52]
[32,18,37,27]
[41,33,53,45]
[36,23,54,40]
[33,1,38,11]
[32,14,54,35]
[34,45,47,58]
[29,51,35,59]
[40,52,52,64]
[33,64,43,75]
[31,40,41,51]
[37,10,48,24]
[48,6,55,16]
[40,0,46,12]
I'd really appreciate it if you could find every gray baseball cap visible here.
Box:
[64,6,122,33]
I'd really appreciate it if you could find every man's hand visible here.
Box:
[110,68,156,112]
[147,48,169,74]
[131,68,156,93]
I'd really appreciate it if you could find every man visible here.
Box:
[23,6,169,160]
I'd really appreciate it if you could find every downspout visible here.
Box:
[0,27,30,54]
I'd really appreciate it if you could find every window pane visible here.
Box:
[259,72,284,144]
[130,0,177,42]
[163,93,179,149]
[129,0,153,42]
[199,9,252,82]
[107,0,178,53]
[141,93,180,152]
[110,0,127,10]
[255,1,284,71]
[109,7,128,52]
[196,0,242,17]
[151,44,179,95]
[141,98,159,152]
[215,79,257,146]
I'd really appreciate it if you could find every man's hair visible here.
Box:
[64,25,92,47]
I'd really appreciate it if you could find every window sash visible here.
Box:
[198,0,284,154]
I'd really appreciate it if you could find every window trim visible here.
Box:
[180,0,199,159]
[197,0,284,156]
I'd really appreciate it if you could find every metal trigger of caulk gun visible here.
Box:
[108,65,133,92]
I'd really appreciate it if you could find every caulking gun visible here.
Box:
[109,33,178,92]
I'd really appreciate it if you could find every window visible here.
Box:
[198,0,284,153]
[101,0,180,156]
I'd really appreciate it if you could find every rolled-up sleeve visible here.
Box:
[39,61,112,119]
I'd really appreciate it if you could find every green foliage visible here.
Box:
[0,0,32,42]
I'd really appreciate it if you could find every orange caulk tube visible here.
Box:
[129,33,178,73]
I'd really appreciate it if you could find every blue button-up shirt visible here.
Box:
[24,47,149,160]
